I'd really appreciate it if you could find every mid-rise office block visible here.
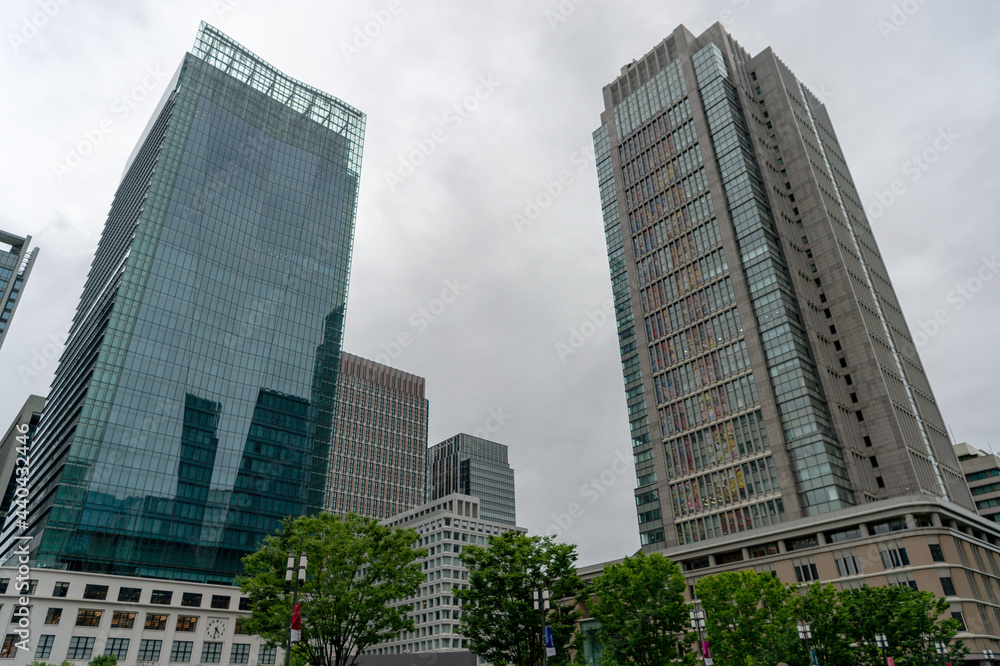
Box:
[325,353,428,520]
[593,23,972,552]
[956,444,1000,523]
[0,23,365,582]
[0,230,38,350]
[428,434,516,526]
[367,493,525,656]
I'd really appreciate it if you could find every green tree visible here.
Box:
[456,532,584,666]
[790,583,854,666]
[837,585,966,666]
[237,512,425,666]
[586,552,694,666]
[88,656,117,666]
[696,570,796,665]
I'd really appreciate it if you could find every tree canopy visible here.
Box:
[237,512,425,666]
[456,532,584,666]
[586,551,694,666]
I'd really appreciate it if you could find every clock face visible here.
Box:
[206,618,226,640]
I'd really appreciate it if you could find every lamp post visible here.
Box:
[984,648,995,666]
[284,551,307,666]
[798,622,817,666]
[689,609,712,665]
[874,633,889,665]
[534,587,551,666]
[934,640,947,666]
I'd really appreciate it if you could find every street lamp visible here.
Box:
[689,609,712,665]
[874,633,889,665]
[798,622,817,666]
[534,587,551,666]
[934,640,947,666]
[284,551,307,666]
[984,648,995,666]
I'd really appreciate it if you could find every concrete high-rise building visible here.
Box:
[0,230,38,350]
[0,23,365,582]
[594,23,972,552]
[428,434,516,526]
[0,395,45,533]
[325,353,428,520]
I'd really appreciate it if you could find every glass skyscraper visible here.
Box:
[595,24,972,552]
[0,23,364,582]
[0,230,38,350]
[428,434,516,526]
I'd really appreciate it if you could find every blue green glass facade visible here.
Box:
[1,23,364,582]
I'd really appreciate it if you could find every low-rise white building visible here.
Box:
[366,493,525,656]
[0,567,280,666]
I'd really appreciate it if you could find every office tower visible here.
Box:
[594,23,972,552]
[955,444,1000,522]
[0,230,38,350]
[0,23,365,582]
[428,434,516,526]
[325,353,428,520]
[0,395,45,532]
[369,493,526,656]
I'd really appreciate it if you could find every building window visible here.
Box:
[118,587,142,603]
[259,646,277,665]
[35,635,55,660]
[170,640,194,662]
[176,616,198,632]
[887,573,918,590]
[105,638,130,660]
[138,639,163,662]
[879,541,910,569]
[202,642,224,663]
[52,582,70,598]
[793,558,819,583]
[940,577,956,596]
[111,611,136,629]
[181,593,202,608]
[238,597,251,611]
[951,612,966,631]
[145,613,169,630]
[67,636,96,660]
[83,584,109,600]
[44,608,62,625]
[929,544,945,562]
[211,595,231,610]
[76,609,103,627]
[835,551,862,577]
[1,635,18,659]
[231,643,251,664]
[150,590,173,605]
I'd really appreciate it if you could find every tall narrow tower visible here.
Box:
[1,23,365,582]
[0,230,38,351]
[595,24,971,551]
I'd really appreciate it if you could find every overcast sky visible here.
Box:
[1,0,997,567]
